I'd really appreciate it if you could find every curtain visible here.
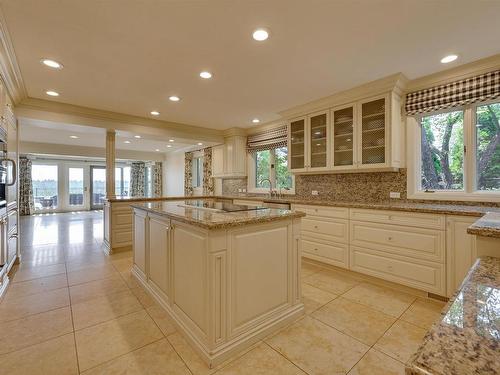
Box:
[152,162,163,197]
[130,162,145,197]
[406,69,500,115]
[247,125,287,153]
[184,151,194,196]
[19,157,34,216]
[202,148,214,195]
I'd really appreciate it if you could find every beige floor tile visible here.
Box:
[67,264,119,286]
[10,263,66,283]
[112,257,133,273]
[167,332,217,375]
[301,262,323,278]
[266,316,369,375]
[65,257,110,272]
[4,274,68,300]
[0,306,73,355]
[374,320,427,363]
[69,276,129,304]
[131,286,157,308]
[71,289,143,330]
[0,287,70,323]
[342,283,416,317]
[0,333,78,375]
[302,270,359,295]
[120,269,141,289]
[75,310,163,371]
[147,305,177,336]
[109,250,133,261]
[348,348,405,375]
[400,298,445,330]
[81,338,190,375]
[215,343,306,375]
[312,297,396,345]
[301,283,337,314]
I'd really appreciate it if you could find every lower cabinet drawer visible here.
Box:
[301,239,348,269]
[350,246,446,295]
[302,218,348,243]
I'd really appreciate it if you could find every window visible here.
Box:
[68,167,84,206]
[115,166,131,197]
[192,156,203,188]
[250,147,293,192]
[410,100,500,200]
[32,164,59,210]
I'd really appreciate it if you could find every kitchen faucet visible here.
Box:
[259,178,273,197]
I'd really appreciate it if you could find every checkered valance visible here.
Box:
[247,125,288,153]
[405,69,500,115]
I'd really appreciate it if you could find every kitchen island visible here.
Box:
[131,199,305,367]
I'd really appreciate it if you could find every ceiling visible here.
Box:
[20,118,213,154]
[1,0,500,130]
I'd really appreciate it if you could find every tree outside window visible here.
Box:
[476,103,500,191]
[255,147,292,190]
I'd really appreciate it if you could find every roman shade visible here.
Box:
[405,69,500,115]
[246,125,287,153]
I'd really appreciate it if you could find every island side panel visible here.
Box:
[133,208,148,282]
[148,213,171,302]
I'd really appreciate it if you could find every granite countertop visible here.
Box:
[467,212,500,238]
[130,200,305,230]
[406,256,500,375]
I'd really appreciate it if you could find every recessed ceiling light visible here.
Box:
[150,111,160,116]
[252,28,269,41]
[440,54,458,64]
[155,149,160,152]
[169,96,180,102]
[41,59,63,69]
[197,142,203,146]
[314,131,321,135]
[252,118,260,123]
[134,135,141,139]
[199,71,212,79]
[46,90,59,97]
[69,135,79,139]
[124,140,131,144]
[166,145,172,148]
[169,139,174,142]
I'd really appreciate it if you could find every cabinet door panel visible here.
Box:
[133,212,147,276]
[289,118,306,171]
[148,216,170,297]
[332,106,355,168]
[360,97,386,166]
[309,112,328,169]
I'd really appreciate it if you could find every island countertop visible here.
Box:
[131,200,305,230]
[406,256,500,375]
[467,212,500,238]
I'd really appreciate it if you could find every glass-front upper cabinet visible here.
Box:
[332,105,355,168]
[360,96,387,166]
[289,118,306,171]
[308,111,329,170]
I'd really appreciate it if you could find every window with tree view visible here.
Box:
[420,110,464,190]
[476,102,500,191]
[255,147,292,190]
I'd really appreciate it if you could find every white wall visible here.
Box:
[164,152,185,196]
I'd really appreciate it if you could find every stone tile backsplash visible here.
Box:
[222,177,248,195]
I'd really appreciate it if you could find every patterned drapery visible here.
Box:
[130,162,146,197]
[19,157,34,216]
[405,69,500,115]
[247,125,287,153]
[202,148,214,195]
[152,162,163,197]
[184,152,194,196]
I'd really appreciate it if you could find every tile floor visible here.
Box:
[0,211,446,375]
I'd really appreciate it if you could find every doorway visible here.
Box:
[90,166,106,210]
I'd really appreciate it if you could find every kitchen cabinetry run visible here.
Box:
[212,132,246,178]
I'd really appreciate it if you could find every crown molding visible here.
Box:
[279,73,409,119]
[16,97,224,143]
[406,53,500,92]
[0,8,27,104]
[223,127,247,138]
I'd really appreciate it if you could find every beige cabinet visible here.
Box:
[133,208,148,278]
[358,96,388,168]
[289,111,330,173]
[332,104,355,170]
[148,214,171,300]
[446,216,477,297]
[212,144,224,177]
[212,134,247,178]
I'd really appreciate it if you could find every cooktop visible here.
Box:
[178,200,267,212]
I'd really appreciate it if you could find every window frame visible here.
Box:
[247,147,295,194]
[407,99,500,202]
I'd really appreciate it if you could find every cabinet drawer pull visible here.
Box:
[387,236,393,241]
[314,225,318,229]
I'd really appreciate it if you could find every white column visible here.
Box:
[106,130,116,199]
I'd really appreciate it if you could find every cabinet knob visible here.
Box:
[314,225,318,229]
[387,236,393,241]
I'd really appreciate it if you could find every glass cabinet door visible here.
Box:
[309,113,328,169]
[289,118,306,170]
[332,106,354,167]
[361,97,386,165]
